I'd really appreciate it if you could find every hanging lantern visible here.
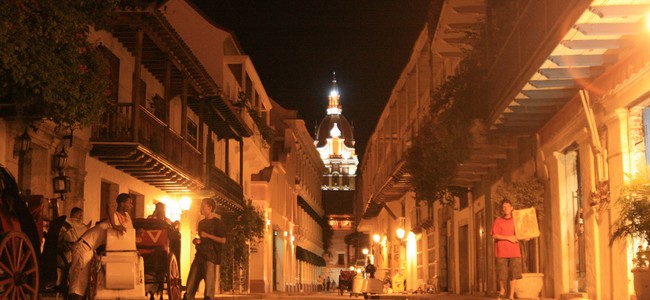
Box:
[53,172,70,194]
[53,147,68,172]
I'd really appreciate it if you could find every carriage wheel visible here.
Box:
[167,253,181,300]
[0,231,39,300]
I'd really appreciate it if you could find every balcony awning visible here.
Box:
[296,246,326,267]
[489,2,650,133]
[90,143,204,193]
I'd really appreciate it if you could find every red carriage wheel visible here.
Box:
[167,253,181,300]
[0,231,39,300]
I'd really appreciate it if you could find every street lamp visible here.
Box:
[373,234,381,243]
[53,146,68,172]
[16,128,31,191]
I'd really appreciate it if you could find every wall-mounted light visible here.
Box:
[396,228,405,240]
[362,248,369,255]
[373,234,381,243]
[284,231,288,237]
[266,219,271,226]
[180,196,192,211]
[17,129,32,154]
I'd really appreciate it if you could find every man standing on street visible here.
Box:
[185,198,226,300]
[491,199,522,300]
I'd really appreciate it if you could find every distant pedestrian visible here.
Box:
[491,199,522,300]
[184,198,226,300]
[326,276,331,291]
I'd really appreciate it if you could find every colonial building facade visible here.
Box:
[358,0,650,299]
[0,0,324,296]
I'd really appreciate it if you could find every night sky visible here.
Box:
[191,0,431,159]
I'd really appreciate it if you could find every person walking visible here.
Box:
[491,199,522,300]
[68,193,134,299]
[184,198,226,300]
[326,276,331,291]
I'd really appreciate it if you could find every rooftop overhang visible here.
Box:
[361,161,412,219]
[489,1,650,134]
[107,5,220,96]
[431,0,486,59]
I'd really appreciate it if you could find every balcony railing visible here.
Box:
[91,103,202,179]
[207,165,243,209]
[411,204,433,232]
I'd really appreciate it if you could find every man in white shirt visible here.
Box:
[68,193,133,299]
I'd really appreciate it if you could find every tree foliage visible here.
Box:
[221,199,265,292]
[0,0,117,128]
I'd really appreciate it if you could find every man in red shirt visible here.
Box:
[491,199,522,300]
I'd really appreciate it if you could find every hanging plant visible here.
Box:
[236,92,276,145]
[405,30,485,202]
[610,173,650,269]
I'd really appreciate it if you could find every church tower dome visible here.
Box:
[315,73,355,148]
[315,72,358,191]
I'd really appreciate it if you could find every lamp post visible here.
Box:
[16,128,32,192]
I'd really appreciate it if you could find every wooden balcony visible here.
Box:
[90,103,204,192]
[207,165,243,212]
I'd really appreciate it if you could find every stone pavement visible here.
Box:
[41,291,558,299]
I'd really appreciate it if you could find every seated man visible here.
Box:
[60,207,89,262]
[147,202,172,225]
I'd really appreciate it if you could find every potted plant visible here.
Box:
[610,174,650,299]
[493,177,545,299]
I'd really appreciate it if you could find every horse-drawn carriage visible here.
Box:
[0,164,182,300]
[0,164,43,299]
[133,218,182,300]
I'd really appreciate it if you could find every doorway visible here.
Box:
[459,224,469,293]
[564,148,586,292]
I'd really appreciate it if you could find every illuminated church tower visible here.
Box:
[315,73,358,190]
